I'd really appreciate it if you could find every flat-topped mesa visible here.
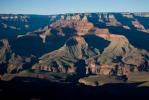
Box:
[132,19,145,31]
[108,34,129,43]
[134,12,149,17]
[122,13,134,19]
[17,25,51,43]
[0,15,29,22]
[97,33,128,43]
[131,19,149,33]
[93,28,110,34]
[94,28,129,43]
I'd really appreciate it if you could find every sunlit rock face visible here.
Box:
[50,15,94,36]
[0,12,149,80]
[106,14,121,26]
[132,20,145,30]
[75,21,94,35]
[74,16,94,35]
[32,32,148,78]
[32,35,99,74]
[0,39,11,75]
[0,39,10,64]
[0,39,35,75]
[96,33,141,64]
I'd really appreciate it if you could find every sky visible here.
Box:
[0,0,148,15]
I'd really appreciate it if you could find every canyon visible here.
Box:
[0,13,149,90]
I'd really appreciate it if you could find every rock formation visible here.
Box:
[106,14,121,26]
[32,31,149,79]
[75,21,94,35]
[132,19,145,31]
[0,13,149,81]
[0,39,11,64]
[32,35,99,74]
[0,39,35,75]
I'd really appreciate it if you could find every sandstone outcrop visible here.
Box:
[0,13,149,82]
[106,14,121,26]
[50,15,94,36]
[75,21,94,35]
[0,39,34,74]
[132,19,145,31]
[32,35,99,74]
[0,39,10,64]
[31,31,149,79]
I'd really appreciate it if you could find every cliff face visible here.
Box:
[0,14,50,37]
[32,35,99,74]
[0,39,10,64]
[0,13,149,80]
[0,39,36,75]
[85,33,145,76]
[32,32,148,78]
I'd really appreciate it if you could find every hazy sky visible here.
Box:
[0,0,148,15]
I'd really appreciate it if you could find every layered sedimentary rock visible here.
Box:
[71,15,81,21]
[50,15,94,36]
[132,20,145,30]
[7,53,24,73]
[90,32,148,77]
[32,31,149,78]
[75,21,94,35]
[75,16,94,35]
[0,39,34,75]
[106,14,121,26]
[122,13,134,19]
[17,26,51,43]
[32,35,99,73]
[0,13,149,81]
[0,39,11,64]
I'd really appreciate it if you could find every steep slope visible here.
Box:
[32,35,100,74]
[0,13,149,82]
[0,39,11,64]
[92,33,148,77]
[0,39,35,76]
[32,28,149,79]
[96,33,141,64]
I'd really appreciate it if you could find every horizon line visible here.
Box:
[0,11,149,16]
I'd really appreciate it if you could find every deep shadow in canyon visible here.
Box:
[0,77,149,100]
